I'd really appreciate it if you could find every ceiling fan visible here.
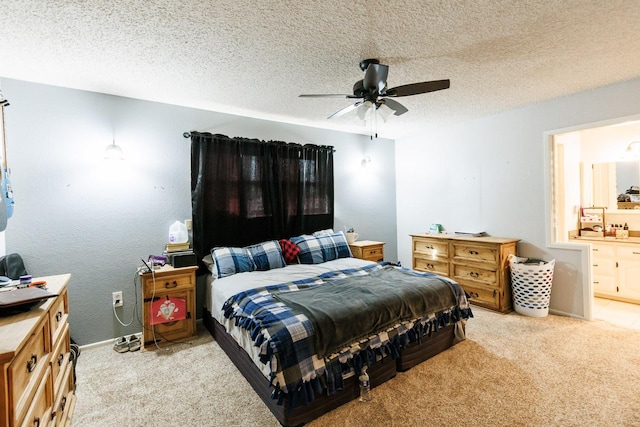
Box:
[299,58,450,120]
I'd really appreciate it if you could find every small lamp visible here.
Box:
[104,140,124,160]
[622,141,640,160]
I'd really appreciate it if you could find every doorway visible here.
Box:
[550,115,640,328]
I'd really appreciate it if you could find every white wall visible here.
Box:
[1,78,397,345]
[395,77,640,318]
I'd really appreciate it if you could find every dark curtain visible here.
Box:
[191,132,334,263]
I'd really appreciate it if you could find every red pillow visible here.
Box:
[278,239,300,264]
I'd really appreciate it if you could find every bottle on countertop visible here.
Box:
[359,366,371,402]
[623,223,629,239]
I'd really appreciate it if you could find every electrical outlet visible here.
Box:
[112,291,123,307]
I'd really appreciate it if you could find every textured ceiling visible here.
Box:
[1,1,640,138]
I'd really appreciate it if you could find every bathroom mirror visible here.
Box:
[592,161,640,209]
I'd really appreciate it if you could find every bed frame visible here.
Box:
[203,307,457,426]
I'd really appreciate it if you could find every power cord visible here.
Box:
[112,270,140,327]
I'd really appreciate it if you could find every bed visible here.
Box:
[201,232,472,426]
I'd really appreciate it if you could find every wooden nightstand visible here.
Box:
[139,265,198,350]
[349,240,385,262]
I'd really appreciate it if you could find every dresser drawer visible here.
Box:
[20,366,52,427]
[51,323,70,393]
[142,273,194,296]
[460,282,500,310]
[413,238,448,258]
[9,316,50,425]
[413,256,449,277]
[51,363,74,426]
[452,262,498,287]
[49,291,69,345]
[452,243,499,265]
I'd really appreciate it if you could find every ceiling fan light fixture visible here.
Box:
[377,103,395,122]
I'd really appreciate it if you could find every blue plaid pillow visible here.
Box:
[291,232,352,264]
[247,240,286,271]
[211,247,256,278]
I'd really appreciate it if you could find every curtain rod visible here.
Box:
[182,131,335,152]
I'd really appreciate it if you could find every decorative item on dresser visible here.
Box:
[139,265,198,350]
[0,274,76,427]
[411,233,519,313]
[348,240,385,262]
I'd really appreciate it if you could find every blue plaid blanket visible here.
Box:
[222,263,472,408]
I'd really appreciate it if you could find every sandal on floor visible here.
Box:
[128,335,141,352]
[113,336,129,353]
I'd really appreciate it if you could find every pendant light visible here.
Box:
[104,140,124,160]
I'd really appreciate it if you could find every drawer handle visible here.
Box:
[593,264,599,267]
[493,289,497,296]
[469,250,479,255]
[427,263,434,269]
[633,252,640,255]
[56,311,63,322]
[26,354,38,373]
[61,396,67,411]
[58,353,64,366]
[426,245,434,250]
[469,272,480,278]
[32,417,40,427]
[470,292,479,298]
[164,280,178,289]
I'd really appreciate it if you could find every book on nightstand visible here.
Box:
[165,242,191,253]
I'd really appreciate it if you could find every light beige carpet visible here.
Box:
[72,308,640,426]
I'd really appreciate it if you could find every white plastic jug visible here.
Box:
[168,221,188,243]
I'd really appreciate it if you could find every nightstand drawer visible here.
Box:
[413,256,449,277]
[143,290,194,347]
[349,241,384,262]
[142,273,194,296]
[356,246,383,262]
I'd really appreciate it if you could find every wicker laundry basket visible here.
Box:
[509,255,555,317]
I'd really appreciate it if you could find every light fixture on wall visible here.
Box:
[624,141,640,160]
[104,140,124,160]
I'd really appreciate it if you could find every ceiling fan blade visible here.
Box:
[380,98,408,116]
[299,94,351,98]
[327,101,364,119]
[385,79,450,97]
[363,63,389,93]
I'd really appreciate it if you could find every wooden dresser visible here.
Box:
[0,274,75,427]
[140,265,198,350]
[411,234,519,313]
